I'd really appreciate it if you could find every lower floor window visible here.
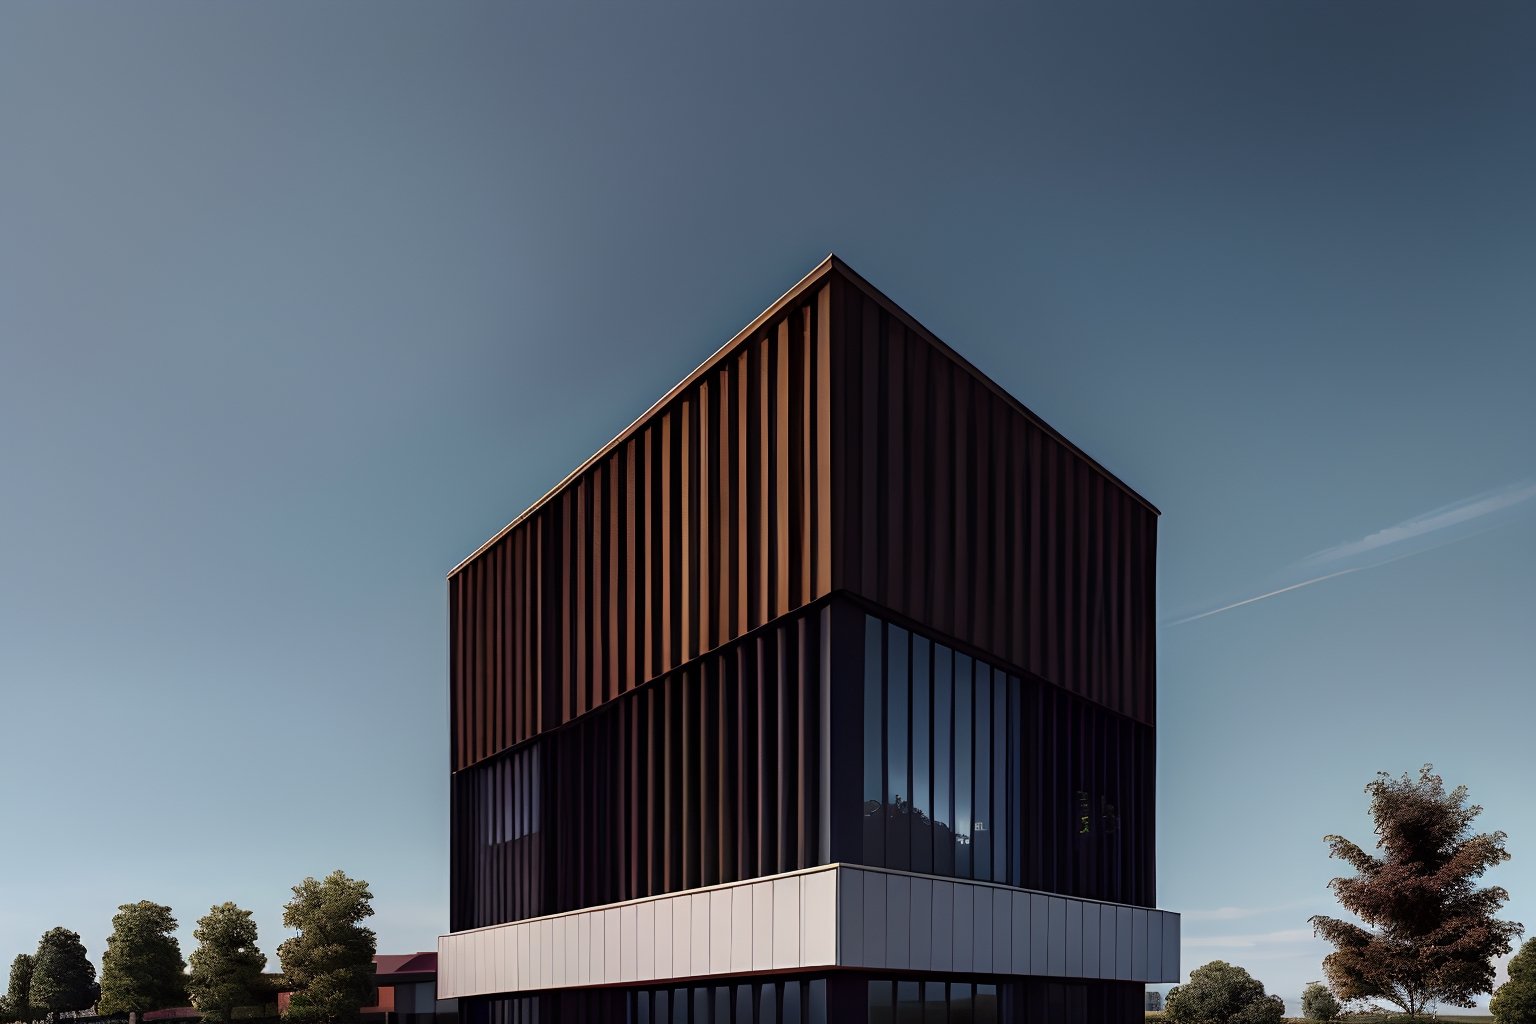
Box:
[467,975,1141,1023]
[868,980,998,1023]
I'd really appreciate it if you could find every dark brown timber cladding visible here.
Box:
[828,274,1157,726]
[450,259,1159,773]
[450,282,835,771]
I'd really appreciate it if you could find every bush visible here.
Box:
[1165,961,1286,1024]
[1302,981,1342,1021]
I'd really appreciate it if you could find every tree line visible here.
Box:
[0,871,377,1024]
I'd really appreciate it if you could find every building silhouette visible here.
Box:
[438,256,1179,1022]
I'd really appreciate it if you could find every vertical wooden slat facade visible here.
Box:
[450,258,1156,776]
[449,280,837,771]
[447,255,1164,992]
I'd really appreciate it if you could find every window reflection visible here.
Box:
[974,665,991,881]
[954,653,972,879]
[911,636,931,874]
[857,612,1150,905]
[887,626,909,871]
[864,617,884,866]
[934,647,953,877]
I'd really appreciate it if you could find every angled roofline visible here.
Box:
[826,255,1160,518]
[449,254,1157,578]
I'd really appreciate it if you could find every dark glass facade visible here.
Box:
[860,613,1155,907]
[464,976,1142,1023]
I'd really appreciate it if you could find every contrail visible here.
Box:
[1297,479,1536,570]
[1165,480,1535,627]
[1165,566,1366,626]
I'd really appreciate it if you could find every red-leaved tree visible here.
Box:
[1310,765,1523,1019]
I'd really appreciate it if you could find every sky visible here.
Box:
[2,1,1533,1014]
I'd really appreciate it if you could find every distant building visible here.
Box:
[439,257,1180,1022]
[1146,989,1164,1011]
[145,953,455,1024]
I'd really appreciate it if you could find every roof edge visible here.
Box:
[448,254,842,577]
[449,253,1159,578]
[823,255,1160,517]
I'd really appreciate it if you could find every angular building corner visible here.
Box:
[439,255,1179,1022]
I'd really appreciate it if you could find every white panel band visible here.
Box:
[438,864,1180,998]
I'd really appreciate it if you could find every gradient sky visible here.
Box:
[3,2,1533,1014]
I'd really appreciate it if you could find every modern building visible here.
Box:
[438,256,1179,1022]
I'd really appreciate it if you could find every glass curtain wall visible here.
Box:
[860,613,1154,907]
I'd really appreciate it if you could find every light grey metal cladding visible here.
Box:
[438,864,1180,999]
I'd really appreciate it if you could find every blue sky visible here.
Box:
[2,2,1533,1014]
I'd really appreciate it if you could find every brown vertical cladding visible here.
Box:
[827,268,1158,726]
[449,257,1159,773]
[449,276,836,772]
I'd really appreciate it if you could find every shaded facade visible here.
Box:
[441,257,1177,1022]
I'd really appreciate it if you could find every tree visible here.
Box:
[2,955,36,1024]
[1301,981,1341,1021]
[277,871,376,1024]
[1491,938,1536,1024]
[28,929,97,1022]
[187,903,269,1024]
[99,901,186,1018]
[1310,765,1524,1019]
[1164,961,1285,1024]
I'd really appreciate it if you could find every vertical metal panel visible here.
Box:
[751,880,773,969]
[1031,893,1050,976]
[709,888,731,975]
[992,887,1013,974]
[836,866,862,967]
[826,276,1158,728]
[908,875,933,971]
[930,880,954,973]
[1099,901,1117,981]
[801,868,837,966]
[1010,889,1031,975]
[1048,896,1068,977]
[884,873,910,970]
[1082,901,1101,979]
[1163,911,1181,983]
[440,867,1181,997]
[772,877,800,969]
[972,885,994,973]
[1117,905,1134,980]
[952,881,973,968]
[861,869,887,969]
[1066,898,1084,977]
[731,882,753,973]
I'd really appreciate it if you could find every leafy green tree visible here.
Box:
[99,902,186,1018]
[1492,938,1536,1024]
[277,872,376,1024]
[1164,960,1285,1024]
[2,955,36,1024]
[29,929,97,1022]
[187,903,269,1024]
[1310,765,1524,1019]
[1302,980,1341,1021]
